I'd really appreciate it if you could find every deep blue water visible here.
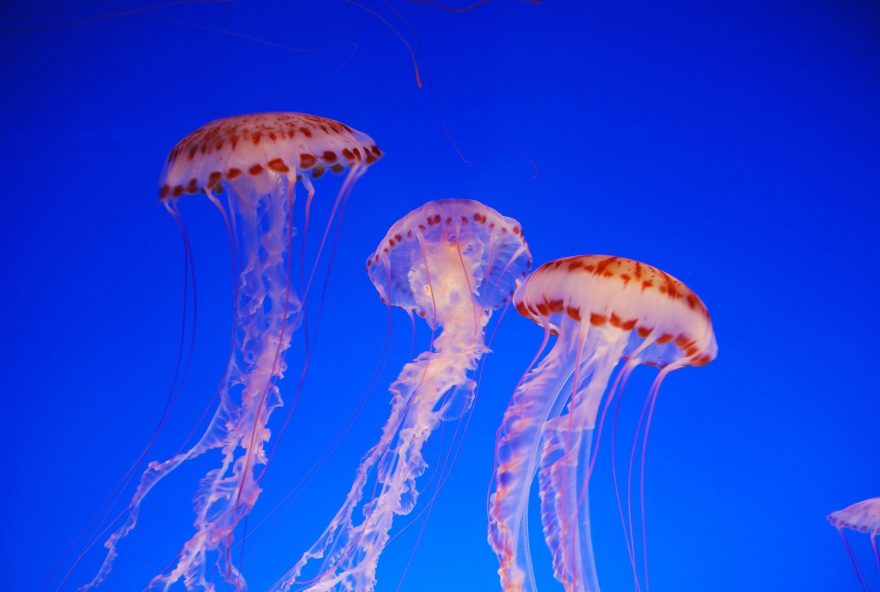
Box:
[2,1,879,590]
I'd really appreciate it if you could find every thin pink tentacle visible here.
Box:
[279,239,442,590]
[579,359,635,508]
[240,291,397,562]
[838,527,872,591]
[625,389,652,591]
[392,238,491,590]
[610,370,641,592]
[636,366,675,592]
[486,326,551,520]
[260,167,362,478]
[52,202,198,592]
[873,533,880,574]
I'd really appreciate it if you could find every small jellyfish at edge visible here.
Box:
[829,497,880,591]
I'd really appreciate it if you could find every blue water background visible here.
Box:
[2,1,879,590]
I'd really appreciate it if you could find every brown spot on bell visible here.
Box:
[300,153,317,169]
[267,158,289,173]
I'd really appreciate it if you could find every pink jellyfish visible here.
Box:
[82,113,381,591]
[277,199,531,591]
[829,498,880,590]
[489,255,717,592]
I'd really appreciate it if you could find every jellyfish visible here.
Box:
[828,497,880,590]
[275,199,531,592]
[82,113,381,591]
[488,255,717,592]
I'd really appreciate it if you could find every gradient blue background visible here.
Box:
[2,1,879,590]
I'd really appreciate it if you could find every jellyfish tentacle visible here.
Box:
[873,533,880,573]
[609,370,641,592]
[81,113,381,591]
[537,329,627,592]
[80,396,233,591]
[302,166,363,307]
[82,183,300,592]
[621,371,655,590]
[579,359,636,508]
[264,168,363,477]
[235,177,297,517]
[838,528,872,592]
[161,181,301,591]
[277,200,529,592]
[635,365,679,592]
[283,291,491,592]
[283,367,419,589]
[55,203,198,592]
[829,499,880,591]
[491,255,716,592]
[488,333,579,592]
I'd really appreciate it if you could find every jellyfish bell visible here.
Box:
[828,497,880,590]
[829,498,880,535]
[514,256,716,368]
[79,113,380,592]
[489,255,716,592]
[277,199,531,592]
[368,199,529,340]
[160,112,381,200]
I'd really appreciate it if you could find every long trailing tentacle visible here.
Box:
[277,211,518,592]
[281,362,427,590]
[262,166,366,480]
[276,333,487,591]
[837,527,872,592]
[488,331,577,592]
[81,179,300,592]
[278,319,422,591]
[54,201,198,592]
[153,177,301,591]
[873,533,880,574]
[610,365,641,592]
[536,328,628,592]
[634,364,678,592]
[579,358,635,508]
[232,285,396,566]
